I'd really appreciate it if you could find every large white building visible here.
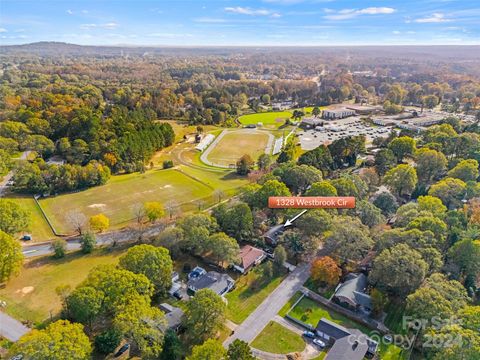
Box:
[322,108,355,120]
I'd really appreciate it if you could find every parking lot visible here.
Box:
[297,117,393,150]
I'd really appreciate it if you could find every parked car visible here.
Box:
[264,247,275,259]
[114,343,130,358]
[21,234,32,241]
[303,331,315,338]
[384,334,393,342]
[173,290,183,300]
[313,339,326,348]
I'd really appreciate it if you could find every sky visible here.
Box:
[1,0,479,46]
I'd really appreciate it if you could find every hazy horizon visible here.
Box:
[1,0,479,47]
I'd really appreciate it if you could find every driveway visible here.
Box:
[0,151,32,198]
[0,311,30,341]
[223,262,311,347]
[0,171,13,197]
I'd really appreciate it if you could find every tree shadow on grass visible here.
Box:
[221,172,244,181]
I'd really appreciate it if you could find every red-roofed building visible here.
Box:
[233,245,266,274]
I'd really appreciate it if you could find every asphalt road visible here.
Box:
[223,262,311,347]
[0,311,30,342]
[21,222,167,258]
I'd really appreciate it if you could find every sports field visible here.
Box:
[238,107,325,129]
[38,168,216,234]
[205,131,271,167]
[238,111,292,128]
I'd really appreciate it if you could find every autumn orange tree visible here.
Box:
[310,256,341,287]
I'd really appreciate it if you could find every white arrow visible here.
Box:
[284,209,308,227]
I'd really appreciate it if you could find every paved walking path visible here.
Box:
[223,263,311,347]
[0,311,30,342]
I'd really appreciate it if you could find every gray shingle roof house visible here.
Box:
[316,318,378,360]
[325,334,369,360]
[333,273,372,315]
[159,303,184,332]
[263,224,287,246]
[187,271,235,296]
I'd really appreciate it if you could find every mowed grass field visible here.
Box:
[0,248,123,324]
[251,321,306,354]
[238,111,292,128]
[238,107,326,129]
[206,131,270,167]
[178,165,248,195]
[6,195,57,242]
[39,168,215,234]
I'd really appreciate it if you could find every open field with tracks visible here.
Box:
[205,130,272,167]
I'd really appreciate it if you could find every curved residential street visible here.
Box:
[0,311,30,342]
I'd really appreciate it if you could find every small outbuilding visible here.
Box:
[159,303,184,332]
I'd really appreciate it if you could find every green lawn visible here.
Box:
[288,297,406,359]
[178,164,248,195]
[6,195,57,242]
[378,342,407,360]
[0,248,124,325]
[225,263,286,324]
[278,291,303,317]
[251,321,305,354]
[38,168,214,234]
[238,111,292,128]
[289,297,372,333]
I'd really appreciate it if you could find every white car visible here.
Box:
[313,339,326,348]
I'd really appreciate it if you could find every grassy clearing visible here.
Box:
[289,297,406,359]
[207,131,270,167]
[156,120,218,142]
[0,248,124,324]
[178,165,248,194]
[251,321,305,354]
[6,195,57,242]
[239,111,292,128]
[38,168,213,234]
[225,263,286,324]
